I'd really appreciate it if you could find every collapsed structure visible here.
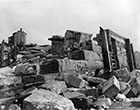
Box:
[0,27,139,110]
[94,27,136,72]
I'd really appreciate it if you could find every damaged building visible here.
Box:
[94,27,136,72]
[0,27,140,110]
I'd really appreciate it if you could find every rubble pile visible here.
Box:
[0,27,140,110]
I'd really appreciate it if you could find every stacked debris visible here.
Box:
[0,64,45,110]
[0,27,140,110]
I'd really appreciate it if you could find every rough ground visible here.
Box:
[109,97,140,110]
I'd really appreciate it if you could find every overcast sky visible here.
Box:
[0,0,140,51]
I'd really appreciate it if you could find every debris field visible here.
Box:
[0,27,140,110]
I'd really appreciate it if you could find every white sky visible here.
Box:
[0,0,140,51]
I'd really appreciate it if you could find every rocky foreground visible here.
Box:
[0,59,140,110]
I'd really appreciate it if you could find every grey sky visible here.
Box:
[0,0,140,51]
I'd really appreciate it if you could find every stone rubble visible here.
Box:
[0,28,140,110]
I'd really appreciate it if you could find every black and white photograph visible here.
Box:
[0,0,140,110]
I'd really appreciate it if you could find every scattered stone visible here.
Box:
[25,89,76,110]
[41,80,67,94]
[116,93,126,101]
[126,87,139,98]
[0,76,22,88]
[0,28,139,110]
[83,76,107,85]
[102,76,120,98]
[63,91,86,99]
[63,91,97,109]
[21,75,44,85]
[93,97,112,110]
[0,67,14,77]
[114,68,130,82]
[119,81,131,95]
[127,76,140,97]
[64,74,87,88]
[0,67,22,88]
[129,69,140,79]
[14,63,40,75]
[77,88,98,98]
[40,60,59,74]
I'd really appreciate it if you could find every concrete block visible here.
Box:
[40,60,59,74]
[126,87,139,98]
[127,76,140,97]
[102,76,120,98]
[129,76,140,91]
[21,75,44,85]
[65,75,86,88]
